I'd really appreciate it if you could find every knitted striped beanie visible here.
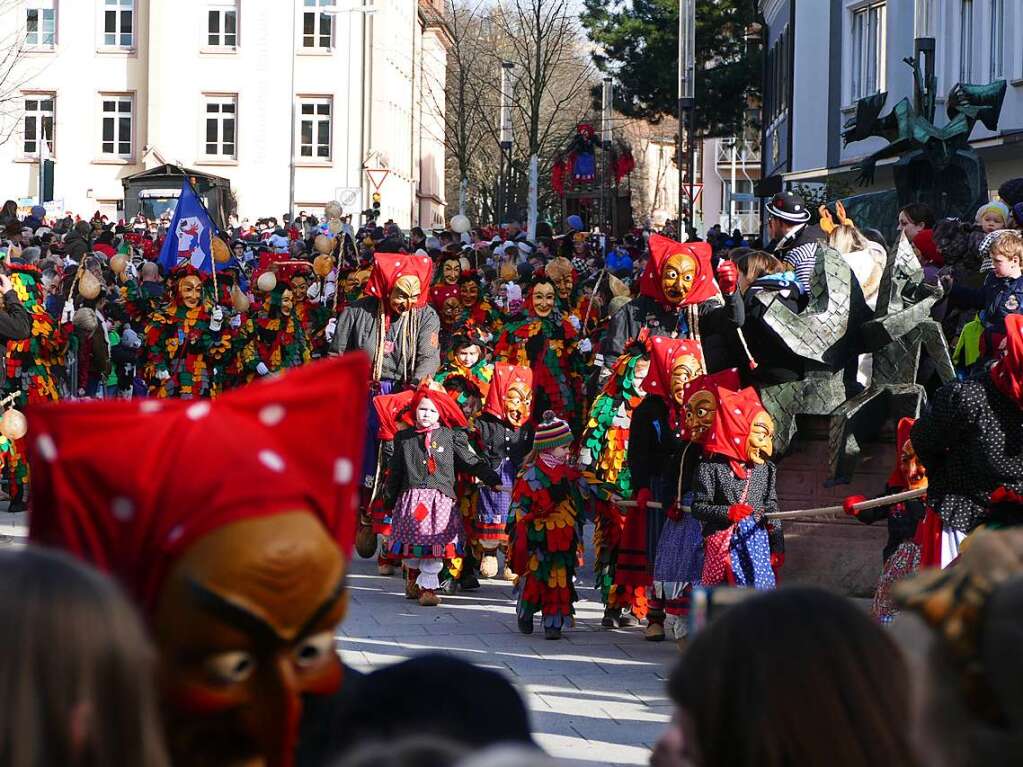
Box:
[533,410,573,452]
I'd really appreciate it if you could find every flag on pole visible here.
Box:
[158,179,214,274]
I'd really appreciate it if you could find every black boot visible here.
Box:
[517,615,534,635]
[601,607,619,629]
[544,626,562,640]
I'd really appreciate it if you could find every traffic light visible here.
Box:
[372,192,381,211]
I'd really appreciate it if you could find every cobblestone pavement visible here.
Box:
[4,511,674,765]
[340,523,677,766]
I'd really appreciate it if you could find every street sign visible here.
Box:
[334,186,362,213]
[683,183,704,203]
[732,192,756,202]
[366,168,389,191]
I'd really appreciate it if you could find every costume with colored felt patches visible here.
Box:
[600,234,745,379]
[139,265,233,399]
[579,351,651,619]
[28,355,369,767]
[256,284,312,375]
[2,264,69,507]
[384,385,500,595]
[692,387,782,590]
[507,415,615,636]
[493,307,585,435]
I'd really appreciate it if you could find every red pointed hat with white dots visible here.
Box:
[640,234,717,307]
[701,385,768,476]
[27,353,370,613]
[364,252,434,309]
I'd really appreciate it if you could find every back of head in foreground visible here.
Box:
[0,546,169,767]
[663,586,920,767]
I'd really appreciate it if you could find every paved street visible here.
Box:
[340,523,676,766]
[4,512,674,765]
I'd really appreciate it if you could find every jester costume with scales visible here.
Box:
[579,343,651,625]
[245,280,312,381]
[139,265,232,399]
[508,411,615,640]
[493,277,585,433]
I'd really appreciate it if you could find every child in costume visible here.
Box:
[692,386,783,591]
[434,325,494,419]
[474,363,535,580]
[844,417,938,623]
[432,283,464,355]
[384,383,500,606]
[618,335,706,640]
[508,411,615,639]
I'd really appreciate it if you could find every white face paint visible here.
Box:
[415,398,440,429]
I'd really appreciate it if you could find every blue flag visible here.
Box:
[157,180,215,274]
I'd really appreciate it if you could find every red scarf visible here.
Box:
[640,335,703,431]
[678,368,741,442]
[483,363,533,423]
[364,253,434,311]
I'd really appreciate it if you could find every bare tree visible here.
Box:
[0,2,44,148]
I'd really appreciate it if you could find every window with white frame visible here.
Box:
[302,0,335,49]
[25,1,56,48]
[100,95,133,158]
[203,95,237,158]
[851,3,887,101]
[23,95,54,156]
[207,2,238,48]
[103,0,134,48]
[988,0,1003,79]
[960,0,974,82]
[298,97,332,160]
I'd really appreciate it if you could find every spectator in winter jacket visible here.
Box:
[62,220,92,263]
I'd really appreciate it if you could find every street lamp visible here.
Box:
[498,61,514,224]
[289,2,377,223]
[677,0,696,237]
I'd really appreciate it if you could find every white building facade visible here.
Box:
[0,0,450,227]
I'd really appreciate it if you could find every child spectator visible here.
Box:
[976,200,1010,235]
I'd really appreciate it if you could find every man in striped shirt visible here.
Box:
[766,192,826,292]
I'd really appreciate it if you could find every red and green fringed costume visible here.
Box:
[141,276,232,399]
[294,298,331,357]
[580,352,650,619]
[218,313,259,391]
[508,462,613,630]
[247,289,311,380]
[494,315,585,434]
[3,264,69,503]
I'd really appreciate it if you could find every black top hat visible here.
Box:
[765,192,811,224]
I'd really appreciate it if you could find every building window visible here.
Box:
[204,95,237,158]
[302,0,335,49]
[988,0,1003,79]
[851,3,886,101]
[960,0,974,82]
[298,97,332,160]
[103,0,134,48]
[25,1,56,48]
[23,95,54,156]
[207,3,238,47]
[101,95,133,158]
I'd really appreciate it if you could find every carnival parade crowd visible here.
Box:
[2,180,1023,767]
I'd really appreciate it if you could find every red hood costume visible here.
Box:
[702,386,769,479]
[364,252,434,311]
[483,363,533,424]
[640,335,704,430]
[679,368,742,443]
[639,235,717,307]
[373,389,416,440]
[27,354,370,767]
[408,381,468,429]
[29,354,369,612]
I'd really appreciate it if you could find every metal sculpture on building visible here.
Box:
[842,50,1007,222]
[753,239,954,482]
